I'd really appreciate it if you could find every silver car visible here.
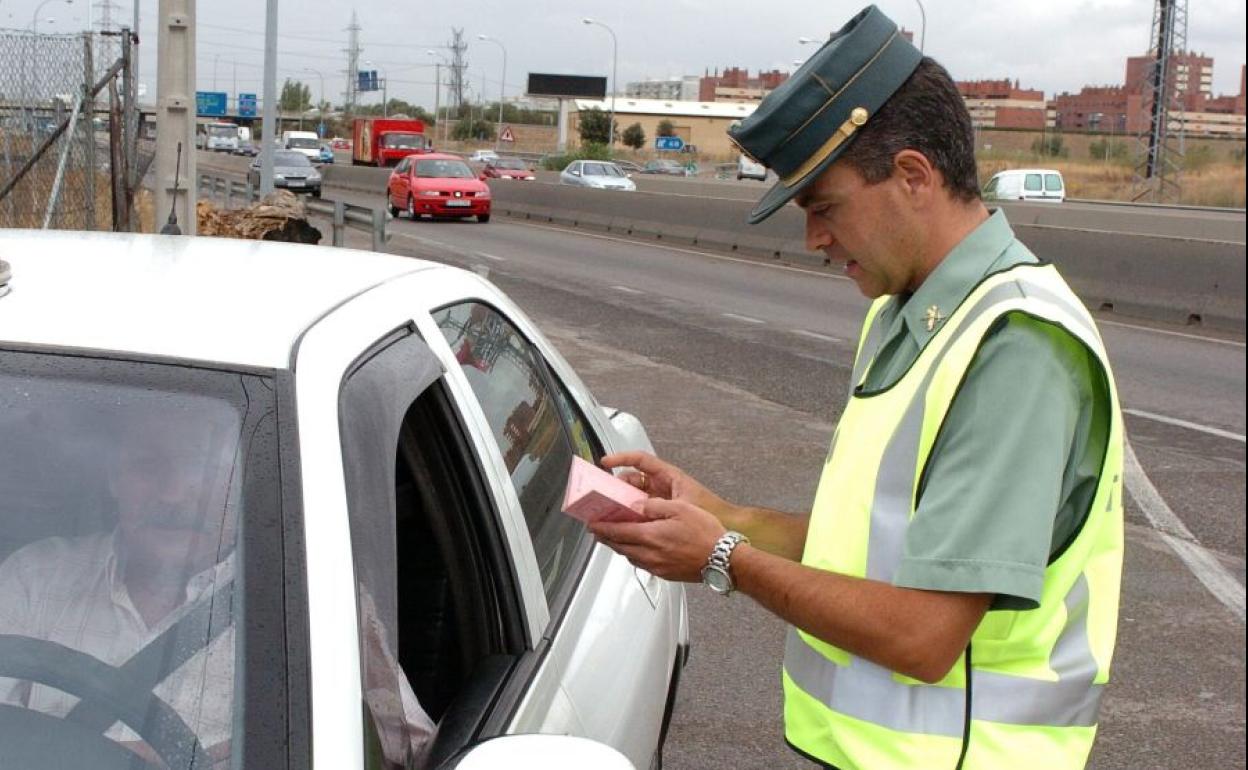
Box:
[559,160,637,191]
[0,232,688,770]
[248,150,323,197]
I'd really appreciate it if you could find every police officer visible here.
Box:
[590,6,1124,769]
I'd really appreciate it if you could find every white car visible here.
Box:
[467,149,500,164]
[736,154,767,182]
[0,232,687,770]
[559,160,637,191]
[982,168,1066,203]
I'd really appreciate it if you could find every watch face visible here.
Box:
[702,565,733,594]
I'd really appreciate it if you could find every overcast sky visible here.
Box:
[6,0,1245,109]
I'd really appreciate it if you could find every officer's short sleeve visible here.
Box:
[893,314,1093,610]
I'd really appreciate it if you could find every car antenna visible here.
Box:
[160,141,184,235]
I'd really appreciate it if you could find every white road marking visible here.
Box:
[613,285,643,294]
[791,329,841,343]
[1125,408,1246,443]
[723,312,765,325]
[475,251,506,262]
[1124,439,1245,623]
[512,220,850,281]
[1098,318,1246,348]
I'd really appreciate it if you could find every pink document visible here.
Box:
[562,456,649,524]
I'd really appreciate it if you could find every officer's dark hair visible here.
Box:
[840,57,980,202]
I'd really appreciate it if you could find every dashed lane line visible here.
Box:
[791,329,841,343]
[722,312,765,325]
[613,286,643,294]
[1125,408,1245,443]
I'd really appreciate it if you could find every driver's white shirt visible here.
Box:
[0,531,234,749]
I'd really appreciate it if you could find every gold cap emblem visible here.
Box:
[850,107,869,126]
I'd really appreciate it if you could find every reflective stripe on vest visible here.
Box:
[784,263,1123,768]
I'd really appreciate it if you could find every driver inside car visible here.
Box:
[0,401,436,769]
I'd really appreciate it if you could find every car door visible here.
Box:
[293,273,549,769]
[389,157,411,206]
[408,269,685,769]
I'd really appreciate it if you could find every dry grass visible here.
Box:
[977,156,1245,208]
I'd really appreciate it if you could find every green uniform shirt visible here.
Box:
[859,210,1110,610]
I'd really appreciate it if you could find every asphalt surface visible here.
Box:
[200,157,1246,768]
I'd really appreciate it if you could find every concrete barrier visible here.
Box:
[485,180,1246,333]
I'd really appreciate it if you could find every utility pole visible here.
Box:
[343,11,361,117]
[154,0,196,234]
[449,28,468,114]
[259,0,277,194]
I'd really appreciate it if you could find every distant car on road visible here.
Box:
[467,149,500,164]
[232,142,259,157]
[317,144,335,165]
[248,150,322,197]
[737,154,767,181]
[982,168,1066,203]
[641,159,691,177]
[330,137,352,150]
[387,153,491,222]
[559,160,636,191]
[480,157,536,181]
[612,159,645,174]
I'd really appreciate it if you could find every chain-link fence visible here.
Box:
[0,28,151,231]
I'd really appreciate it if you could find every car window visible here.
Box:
[1024,173,1043,192]
[1045,173,1064,192]
[286,137,319,149]
[382,133,428,149]
[434,303,597,601]
[496,158,527,169]
[395,157,410,173]
[982,176,999,196]
[415,160,474,179]
[339,330,521,769]
[275,151,312,166]
[0,350,280,769]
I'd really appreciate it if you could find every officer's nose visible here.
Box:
[805,211,836,254]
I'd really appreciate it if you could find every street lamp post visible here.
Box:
[582,17,617,148]
[477,34,507,151]
[31,0,71,32]
[427,50,452,143]
[913,0,926,53]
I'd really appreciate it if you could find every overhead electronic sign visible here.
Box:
[526,73,607,99]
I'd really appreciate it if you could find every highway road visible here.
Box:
[200,155,1246,768]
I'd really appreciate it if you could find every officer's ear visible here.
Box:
[892,149,938,204]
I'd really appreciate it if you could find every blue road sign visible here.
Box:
[655,135,685,152]
[238,93,257,118]
[357,70,379,92]
[196,91,228,117]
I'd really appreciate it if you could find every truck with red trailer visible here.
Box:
[351,118,433,167]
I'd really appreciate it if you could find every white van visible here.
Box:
[737,154,767,181]
[983,168,1065,203]
[281,130,321,160]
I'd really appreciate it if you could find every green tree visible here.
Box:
[279,79,312,113]
[1088,137,1129,163]
[578,108,614,145]
[1030,133,1068,158]
[656,119,676,137]
[452,117,496,142]
[621,122,646,150]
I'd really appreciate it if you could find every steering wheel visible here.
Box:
[0,634,206,769]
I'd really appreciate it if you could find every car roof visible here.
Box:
[404,153,469,162]
[0,230,436,369]
[993,168,1062,176]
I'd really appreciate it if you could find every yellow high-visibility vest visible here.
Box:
[784,263,1124,769]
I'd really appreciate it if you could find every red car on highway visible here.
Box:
[387,153,491,223]
[480,156,537,181]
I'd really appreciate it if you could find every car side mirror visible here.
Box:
[449,735,634,770]
[602,406,655,454]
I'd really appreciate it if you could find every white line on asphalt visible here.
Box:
[1124,439,1245,623]
[475,251,506,262]
[1124,408,1246,443]
[1098,318,1246,348]
[723,312,766,325]
[791,329,842,343]
[513,220,851,281]
[613,285,643,294]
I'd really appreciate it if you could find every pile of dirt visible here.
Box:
[196,190,322,243]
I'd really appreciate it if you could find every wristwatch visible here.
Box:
[701,531,750,595]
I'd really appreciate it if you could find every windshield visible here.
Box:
[415,159,474,179]
[584,163,624,177]
[381,133,428,150]
[207,125,236,138]
[0,350,278,769]
[494,158,527,170]
[286,137,320,149]
[274,151,312,167]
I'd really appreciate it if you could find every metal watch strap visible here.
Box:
[705,531,750,593]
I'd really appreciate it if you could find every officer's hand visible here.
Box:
[591,498,726,583]
[602,451,730,517]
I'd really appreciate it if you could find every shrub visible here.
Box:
[1031,134,1068,158]
[621,122,646,150]
[578,108,614,145]
[451,118,495,142]
[541,143,612,170]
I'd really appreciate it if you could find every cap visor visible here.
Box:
[745,149,843,225]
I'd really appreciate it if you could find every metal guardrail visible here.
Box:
[197,172,388,251]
